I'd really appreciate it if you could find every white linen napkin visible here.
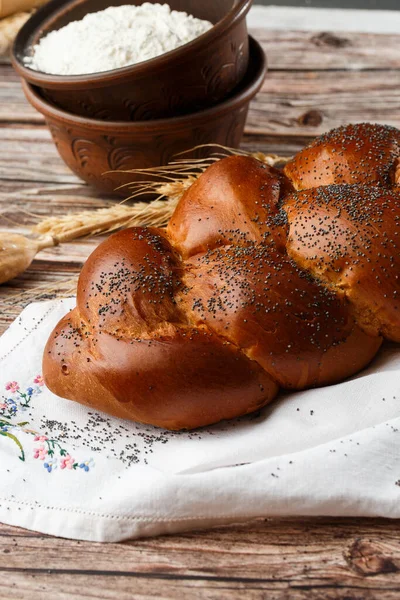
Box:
[0,298,399,542]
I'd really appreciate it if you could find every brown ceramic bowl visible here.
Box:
[12,0,252,121]
[21,36,266,197]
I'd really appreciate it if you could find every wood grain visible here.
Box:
[1,24,400,600]
[0,519,400,599]
[257,29,400,70]
[247,70,400,136]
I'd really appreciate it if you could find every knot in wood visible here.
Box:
[298,110,323,127]
[311,32,350,48]
[344,538,400,577]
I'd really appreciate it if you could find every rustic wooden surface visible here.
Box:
[1,518,400,599]
[1,25,400,599]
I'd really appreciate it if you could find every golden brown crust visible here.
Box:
[183,245,381,389]
[284,184,400,342]
[43,309,278,430]
[43,143,400,430]
[76,227,187,337]
[167,155,292,257]
[284,123,400,191]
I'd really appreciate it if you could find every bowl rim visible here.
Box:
[22,35,266,133]
[12,0,253,87]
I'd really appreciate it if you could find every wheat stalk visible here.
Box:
[34,179,194,241]
[35,149,289,240]
[0,148,290,287]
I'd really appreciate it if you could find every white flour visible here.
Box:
[24,3,213,75]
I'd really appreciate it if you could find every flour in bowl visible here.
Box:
[24,3,213,75]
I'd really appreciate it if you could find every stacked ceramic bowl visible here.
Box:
[12,0,266,196]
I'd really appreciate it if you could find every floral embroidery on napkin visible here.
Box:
[0,376,94,473]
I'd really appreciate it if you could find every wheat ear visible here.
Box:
[1,149,290,287]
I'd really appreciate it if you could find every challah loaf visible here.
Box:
[43,123,400,430]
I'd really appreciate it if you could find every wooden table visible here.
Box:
[1,15,400,599]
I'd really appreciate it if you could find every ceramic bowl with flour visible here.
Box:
[21,36,266,195]
[12,0,252,121]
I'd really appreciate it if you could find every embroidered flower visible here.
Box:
[6,399,17,415]
[44,459,57,473]
[2,375,94,472]
[33,445,48,461]
[79,458,95,472]
[60,454,75,470]
[5,382,19,393]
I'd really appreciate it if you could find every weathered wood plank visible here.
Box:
[248,70,400,136]
[0,81,43,123]
[1,518,400,585]
[4,573,400,600]
[255,29,400,71]
[0,67,41,122]
[0,183,116,222]
[1,572,372,600]
[0,519,400,599]
[0,522,44,537]
[0,276,77,331]
[0,125,81,183]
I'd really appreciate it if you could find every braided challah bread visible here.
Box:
[43,123,400,430]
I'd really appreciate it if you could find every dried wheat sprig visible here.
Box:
[35,183,190,241]
[118,156,220,176]
[174,144,291,166]
[0,179,190,286]
[0,148,290,287]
